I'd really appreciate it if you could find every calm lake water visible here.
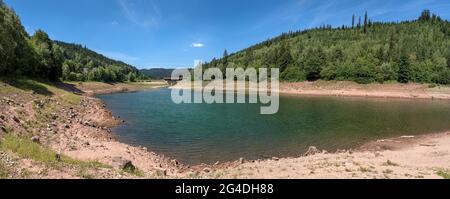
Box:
[98,89,450,165]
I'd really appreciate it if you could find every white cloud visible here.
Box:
[111,21,119,25]
[96,49,139,65]
[191,43,205,48]
[117,0,161,28]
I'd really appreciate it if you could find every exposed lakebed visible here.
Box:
[98,89,450,165]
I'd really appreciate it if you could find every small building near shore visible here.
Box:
[164,76,183,85]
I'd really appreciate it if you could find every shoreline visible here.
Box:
[88,81,450,178]
[72,81,168,96]
[205,131,450,179]
[280,81,450,100]
[2,80,450,178]
[171,80,450,100]
[54,82,189,177]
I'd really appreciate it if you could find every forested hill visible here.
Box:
[0,0,139,82]
[55,41,133,68]
[204,10,450,84]
[55,41,139,82]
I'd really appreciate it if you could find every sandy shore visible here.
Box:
[172,80,450,100]
[203,132,450,179]
[280,81,450,100]
[2,80,450,179]
[67,81,168,96]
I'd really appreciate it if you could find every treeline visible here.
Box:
[204,10,450,84]
[0,1,140,82]
[140,68,174,79]
[56,41,140,82]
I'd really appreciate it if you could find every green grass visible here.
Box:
[0,134,57,165]
[437,170,450,179]
[0,128,110,179]
[57,92,82,106]
[0,78,81,104]
[77,168,95,179]
[121,166,145,177]
[0,134,110,170]
[0,78,115,178]
[0,160,10,179]
[0,78,82,129]
[1,78,54,96]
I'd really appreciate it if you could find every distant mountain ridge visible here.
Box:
[140,68,175,79]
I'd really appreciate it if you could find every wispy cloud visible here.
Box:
[143,62,190,69]
[249,0,439,32]
[111,21,119,25]
[247,0,312,31]
[117,0,161,28]
[306,1,337,28]
[191,43,205,48]
[96,49,140,65]
[303,0,439,28]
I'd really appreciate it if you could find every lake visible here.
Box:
[98,89,450,165]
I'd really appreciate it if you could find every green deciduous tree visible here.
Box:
[30,30,62,81]
[301,47,326,81]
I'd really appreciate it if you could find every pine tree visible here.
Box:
[358,16,361,29]
[398,55,410,83]
[352,14,355,28]
[363,11,368,33]
[276,43,292,73]
[388,29,396,59]
[222,49,229,67]
[418,10,431,21]
[223,49,228,58]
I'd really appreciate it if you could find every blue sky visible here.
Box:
[5,0,450,69]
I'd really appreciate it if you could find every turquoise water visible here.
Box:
[98,89,450,165]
